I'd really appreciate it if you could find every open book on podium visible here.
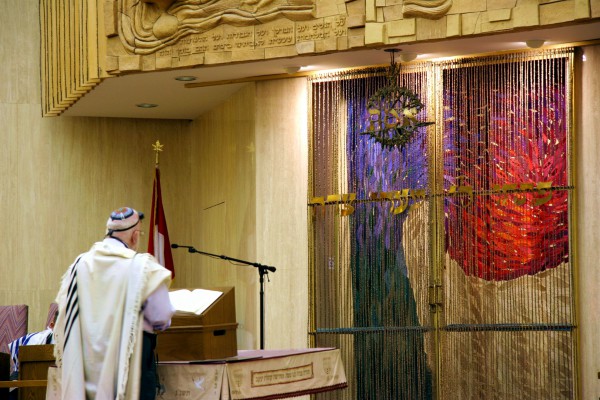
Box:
[156,287,238,362]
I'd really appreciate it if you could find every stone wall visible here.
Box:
[101,0,598,74]
[39,0,598,115]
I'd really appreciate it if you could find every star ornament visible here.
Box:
[153,140,164,164]
[359,86,434,151]
[153,140,164,153]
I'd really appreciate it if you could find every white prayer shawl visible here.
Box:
[53,240,172,400]
[9,327,54,373]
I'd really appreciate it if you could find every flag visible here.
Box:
[148,166,175,277]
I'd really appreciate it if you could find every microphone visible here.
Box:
[171,243,180,249]
[263,265,276,273]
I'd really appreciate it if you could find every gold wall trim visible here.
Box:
[40,0,101,117]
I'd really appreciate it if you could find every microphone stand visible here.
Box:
[171,243,276,350]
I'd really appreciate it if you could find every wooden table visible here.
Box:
[46,347,348,400]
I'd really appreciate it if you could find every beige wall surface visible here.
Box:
[181,78,310,350]
[576,44,600,399]
[186,83,260,349]
[255,78,309,349]
[0,111,192,330]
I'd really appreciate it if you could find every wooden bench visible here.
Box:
[0,345,53,400]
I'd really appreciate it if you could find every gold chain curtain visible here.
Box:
[308,48,575,400]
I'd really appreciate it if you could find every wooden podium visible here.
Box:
[156,287,238,361]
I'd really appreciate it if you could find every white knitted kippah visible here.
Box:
[106,207,144,233]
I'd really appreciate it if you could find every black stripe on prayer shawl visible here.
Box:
[64,258,81,348]
[65,261,78,316]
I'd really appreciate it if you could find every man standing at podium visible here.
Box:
[53,207,175,400]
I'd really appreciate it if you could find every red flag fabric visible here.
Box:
[148,166,175,278]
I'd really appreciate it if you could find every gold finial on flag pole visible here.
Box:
[152,140,164,166]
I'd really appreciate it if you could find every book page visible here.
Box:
[169,288,223,315]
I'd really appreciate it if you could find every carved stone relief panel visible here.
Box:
[402,0,453,19]
[119,0,316,55]
[104,0,592,75]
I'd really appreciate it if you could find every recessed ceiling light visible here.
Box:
[283,66,301,74]
[399,52,418,62]
[174,76,197,81]
[136,103,158,108]
[525,40,545,49]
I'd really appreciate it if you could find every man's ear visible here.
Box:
[130,230,138,244]
[132,230,141,247]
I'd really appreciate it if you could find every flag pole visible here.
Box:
[149,140,175,278]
